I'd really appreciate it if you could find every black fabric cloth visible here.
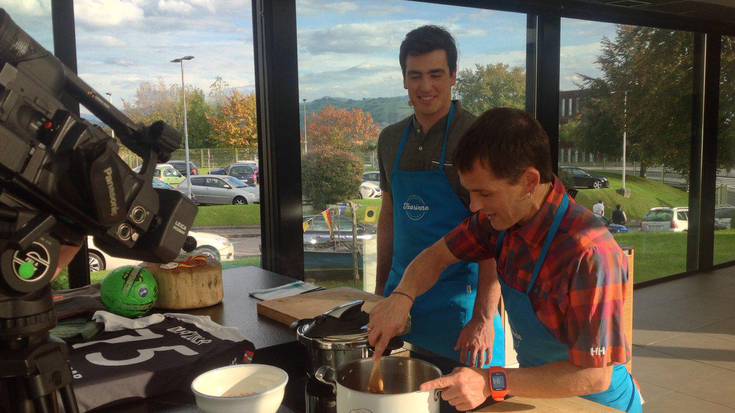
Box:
[68,314,254,412]
[612,209,626,225]
[52,284,106,320]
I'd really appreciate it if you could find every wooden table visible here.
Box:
[91,266,618,413]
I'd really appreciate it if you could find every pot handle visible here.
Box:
[314,365,336,391]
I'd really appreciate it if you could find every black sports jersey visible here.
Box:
[68,313,254,412]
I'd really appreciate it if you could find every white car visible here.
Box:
[87,231,235,272]
[359,181,382,199]
[641,207,689,232]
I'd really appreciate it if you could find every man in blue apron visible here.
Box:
[373,25,504,367]
[370,108,642,412]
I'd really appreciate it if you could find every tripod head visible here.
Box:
[0,8,198,411]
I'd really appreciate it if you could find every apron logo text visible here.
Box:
[403,194,429,221]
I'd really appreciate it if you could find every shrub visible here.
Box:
[302,148,363,210]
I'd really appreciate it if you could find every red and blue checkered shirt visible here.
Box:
[445,177,631,368]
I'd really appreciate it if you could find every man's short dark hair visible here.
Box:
[399,25,457,77]
[454,108,554,184]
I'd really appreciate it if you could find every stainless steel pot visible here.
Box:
[315,357,442,413]
[297,323,372,379]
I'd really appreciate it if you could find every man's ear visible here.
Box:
[450,70,457,86]
[522,168,541,195]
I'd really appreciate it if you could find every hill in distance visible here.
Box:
[303,96,413,127]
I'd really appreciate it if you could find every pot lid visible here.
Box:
[297,300,369,345]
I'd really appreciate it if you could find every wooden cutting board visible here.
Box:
[256,287,383,326]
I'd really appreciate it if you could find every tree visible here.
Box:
[455,63,525,115]
[122,79,213,148]
[302,148,363,210]
[575,26,735,177]
[207,91,258,149]
[307,106,381,152]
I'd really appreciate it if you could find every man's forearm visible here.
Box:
[506,361,613,398]
[375,193,393,295]
[473,259,500,322]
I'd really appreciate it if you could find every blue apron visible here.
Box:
[497,195,642,412]
[384,103,505,366]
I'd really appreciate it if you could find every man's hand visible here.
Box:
[367,293,412,358]
[420,367,491,411]
[455,317,495,367]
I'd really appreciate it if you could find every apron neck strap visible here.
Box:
[527,193,569,294]
[394,101,457,172]
[495,193,570,295]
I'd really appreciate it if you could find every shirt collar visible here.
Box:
[511,176,568,247]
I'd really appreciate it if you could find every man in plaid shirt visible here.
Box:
[368,108,642,412]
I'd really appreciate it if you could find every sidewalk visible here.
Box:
[192,225,261,238]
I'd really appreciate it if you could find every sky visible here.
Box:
[3,0,617,110]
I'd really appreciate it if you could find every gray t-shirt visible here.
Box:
[378,103,476,206]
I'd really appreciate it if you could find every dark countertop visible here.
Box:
[80,266,475,413]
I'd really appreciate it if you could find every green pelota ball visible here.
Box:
[100,265,159,318]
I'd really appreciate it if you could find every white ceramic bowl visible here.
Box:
[191,364,288,413]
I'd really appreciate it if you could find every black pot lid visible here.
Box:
[298,300,370,343]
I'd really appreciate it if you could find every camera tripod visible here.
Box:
[1,285,79,413]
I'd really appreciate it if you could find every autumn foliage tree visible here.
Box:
[302,147,363,210]
[306,106,380,151]
[208,91,258,150]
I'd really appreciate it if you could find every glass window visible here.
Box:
[560,19,695,283]
[72,2,259,279]
[297,0,526,292]
[191,177,206,186]
[714,36,735,265]
[2,3,53,51]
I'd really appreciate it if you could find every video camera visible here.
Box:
[0,8,197,412]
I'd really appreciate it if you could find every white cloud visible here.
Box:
[300,20,425,54]
[75,0,145,29]
[3,0,50,17]
[297,0,408,17]
[158,0,194,14]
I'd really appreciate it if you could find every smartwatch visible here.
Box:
[488,367,509,402]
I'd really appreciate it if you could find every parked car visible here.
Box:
[641,207,689,232]
[167,160,199,176]
[303,214,376,248]
[597,216,629,234]
[559,166,609,189]
[211,161,259,186]
[714,206,735,230]
[144,163,185,186]
[87,230,234,272]
[152,177,199,205]
[178,175,259,205]
[363,171,380,183]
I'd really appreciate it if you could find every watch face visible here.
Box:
[491,372,506,391]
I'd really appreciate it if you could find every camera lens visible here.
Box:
[131,206,147,224]
[117,223,132,241]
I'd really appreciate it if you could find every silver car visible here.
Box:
[178,175,259,205]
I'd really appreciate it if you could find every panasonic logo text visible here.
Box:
[104,167,119,216]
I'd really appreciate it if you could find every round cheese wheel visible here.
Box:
[143,257,224,310]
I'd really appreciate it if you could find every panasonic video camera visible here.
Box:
[0,8,197,305]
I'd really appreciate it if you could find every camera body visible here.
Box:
[0,8,196,302]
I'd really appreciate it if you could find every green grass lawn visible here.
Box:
[193,204,260,227]
[573,172,689,222]
[615,229,735,283]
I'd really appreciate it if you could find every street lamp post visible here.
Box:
[105,92,115,139]
[622,90,627,194]
[171,55,194,199]
[302,98,308,154]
